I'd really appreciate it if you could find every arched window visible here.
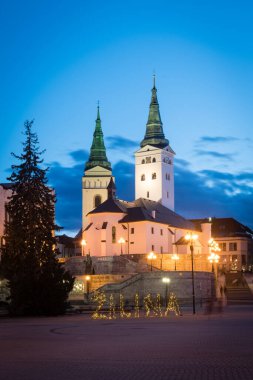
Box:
[94,195,102,208]
[141,174,145,181]
[141,159,145,164]
[147,191,149,198]
[152,173,156,180]
[112,226,116,243]
[152,157,156,163]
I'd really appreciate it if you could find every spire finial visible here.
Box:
[153,72,156,89]
[97,100,100,120]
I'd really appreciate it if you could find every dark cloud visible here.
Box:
[113,160,135,201]
[47,150,253,234]
[106,135,139,150]
[174,158,190,167]
[198,136,239,143]
[69,149,89,162]
[195,150,233,160]
[174,162,253,229]
[48,161,83,232]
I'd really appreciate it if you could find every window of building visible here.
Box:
[219,242,226,251]
[242,255,246,265]
[152,173,156,180]
[167,192,169,198]
[94,195,102,208]
[160,246,163,254]
[166,173,170,180]
[141,159,145,164]
[151,245,155,251]
[152,157,156,163]
[147,191,149,198]
[130,228,135,234]
[229,242,237,251]
[141,174,145,181]
[160,229,163,236]
[112,226,116,243]
[146,157,151,163]
[151,227,154,234]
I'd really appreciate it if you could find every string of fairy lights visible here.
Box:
[91,291,181,319]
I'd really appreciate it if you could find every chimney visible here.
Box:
[152,210,156,219]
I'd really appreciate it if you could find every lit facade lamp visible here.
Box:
[81,239,87,256]
[208,252,220,272]
[208,238,221,273]
[185,232,198,315]
[162,277,171,307]
[171,253,179,271]
[118,237,126,255]
[147,251,157,272]
[85,275,91,301]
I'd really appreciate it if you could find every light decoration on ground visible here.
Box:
[134,293,140,318]
[91,292,182,319]
[91,292,107,319]
[108,294,116,320]
[144,294,163,317]
[119,294,131,318]
[165,293,181,316]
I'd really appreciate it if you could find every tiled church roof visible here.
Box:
[89,196,199,231]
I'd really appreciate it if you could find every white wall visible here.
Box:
[135,144,175,210]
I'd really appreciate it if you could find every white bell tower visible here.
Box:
[135,78,175,210]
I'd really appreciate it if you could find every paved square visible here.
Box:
[0,306,253,380]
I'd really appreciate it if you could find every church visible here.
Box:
[81,79,211,261]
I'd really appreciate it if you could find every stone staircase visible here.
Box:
[225,272,253,305]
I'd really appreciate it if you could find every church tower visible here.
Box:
[135,77,175,210]
[82,106,115,229]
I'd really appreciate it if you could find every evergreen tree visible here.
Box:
[1,120,74,316]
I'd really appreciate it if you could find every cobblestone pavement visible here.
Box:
[0,306,253,380]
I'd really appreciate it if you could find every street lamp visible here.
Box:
[171,253,179,271]
[185,232,198,314]
[118,237,125,255]
[81,239,87,256]
[147,251,157,271]
[85,275,91,301]
[162,277,171,307]
[208,252,220,272]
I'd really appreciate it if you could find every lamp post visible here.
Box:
[171,253,179,271]
[118,237,126,255]
[147,251,157,271]
[85,275,91,301]
[185,232,198,315]
[162,277,171,307]
[81,239,87,256]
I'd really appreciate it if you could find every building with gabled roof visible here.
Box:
[192,217,253,271]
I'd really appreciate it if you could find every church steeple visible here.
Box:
[140,76,169,149]
[85,105,111,171]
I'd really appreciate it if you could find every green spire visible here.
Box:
[85,105,111,171]
[140,76,169,148]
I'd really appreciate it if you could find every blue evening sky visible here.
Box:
[1,0,253,234]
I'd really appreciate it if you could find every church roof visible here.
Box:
[140,77,170,149]
[88,198,130,215]
[85,106,111,171]
[120,198,198,230]
[88,196,198,231]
